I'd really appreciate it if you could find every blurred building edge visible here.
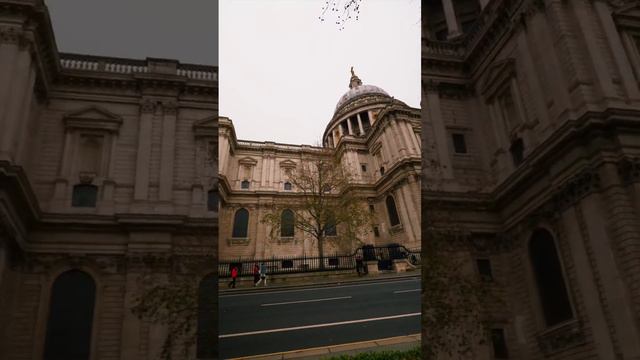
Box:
[218,69,422,260]
[424,0,640,359]
[0,1,219,359]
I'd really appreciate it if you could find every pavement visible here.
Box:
[219,273,421,359]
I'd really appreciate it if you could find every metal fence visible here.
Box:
[219,245,420,278]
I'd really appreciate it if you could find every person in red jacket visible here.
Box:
[228,266,238,288]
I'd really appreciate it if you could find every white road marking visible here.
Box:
[220,277,420,298]
[393,289,421,294]
[261,296,351,307]
[218,312,421,338]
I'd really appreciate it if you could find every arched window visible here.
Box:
[72,184,98,207]
[207,190,218,211]
[281,209,295,237]
[44,270,96,360]
[529,229,573,326]
[197,273,217,359]
[284,182,292,191]
[386,195,400,227]
[232,208,249,238]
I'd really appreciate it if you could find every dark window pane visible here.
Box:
[491,328,509,359]
[232,208,249,238]
[325,215,337,236]
[44,270,96,360]
[282,260,294,268]
[530,229,573,326]
[386,195,400,226]
[284,182,292,190]
[361,112,371,132]
[241,180,250,189]
[476,259,493,281]
[281,209,295,237]
[380,167,385,176]
[373,226,380,237]
[452,133,467,154]
[72,184,98,207]
[207,190,218,211]
[361,164,367,172]
[197,274,217,359]
[510,138,524,166]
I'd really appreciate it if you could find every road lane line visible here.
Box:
[218,312,420,338]
[393,289,420,294]
[220,277,420,298]
[261,296,351,307]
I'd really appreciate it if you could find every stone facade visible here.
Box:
[424,0,640,359]
[219,71,421,260]
[0,1,217,359]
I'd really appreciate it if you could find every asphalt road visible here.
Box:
[219,276,421,359]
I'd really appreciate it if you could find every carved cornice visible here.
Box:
[617,156,640,185]
[536,320,586,356]
[140,99,155,114]
[63,105,124,133]
[163,101,178,115]
[553,169,602,212]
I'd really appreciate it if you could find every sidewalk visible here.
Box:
[227,334,421,359]
[219,268,420,294]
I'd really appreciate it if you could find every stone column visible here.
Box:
[425,85,453,178]
[0,29,20,134]
[134,100,155,202]
[442,0,462,38]
[346,118,353,135]
[0,44,32,161]
[357,113,365,135]
[158,102,177,204]
[389,117,406,157]
[14,58,36,165]
[594,1,640,101]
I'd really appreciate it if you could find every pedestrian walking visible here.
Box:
[228,266,238,288]
[253,263,260,286]
[355,254,363,276]
[256,262,268,287]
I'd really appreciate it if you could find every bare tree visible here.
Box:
[319,0,362,30]
[262,154,372,265]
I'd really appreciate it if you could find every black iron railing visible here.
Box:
[219,245,420,278]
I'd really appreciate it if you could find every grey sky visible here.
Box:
[220,0,420,145]
[46,0,217,65]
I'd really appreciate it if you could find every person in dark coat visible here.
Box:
[253,264,260,287]
[355,254,363,276]
[228,266,238,288]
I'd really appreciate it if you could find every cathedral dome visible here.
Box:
[334,68,390,112]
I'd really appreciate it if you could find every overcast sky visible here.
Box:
[220,0,420,145]
[46,0,217,65]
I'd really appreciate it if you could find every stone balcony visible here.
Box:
[59,53,217,81]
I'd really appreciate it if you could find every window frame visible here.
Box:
[232,208,250,238]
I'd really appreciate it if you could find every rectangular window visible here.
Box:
[452,133,467,154]
[510,138,524,167]
[491,328,509,359]
[361,111,371,132]
[361,164,367,172]
[369,204,375,213]
[373,226,380,237]
[476,259,493,282]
